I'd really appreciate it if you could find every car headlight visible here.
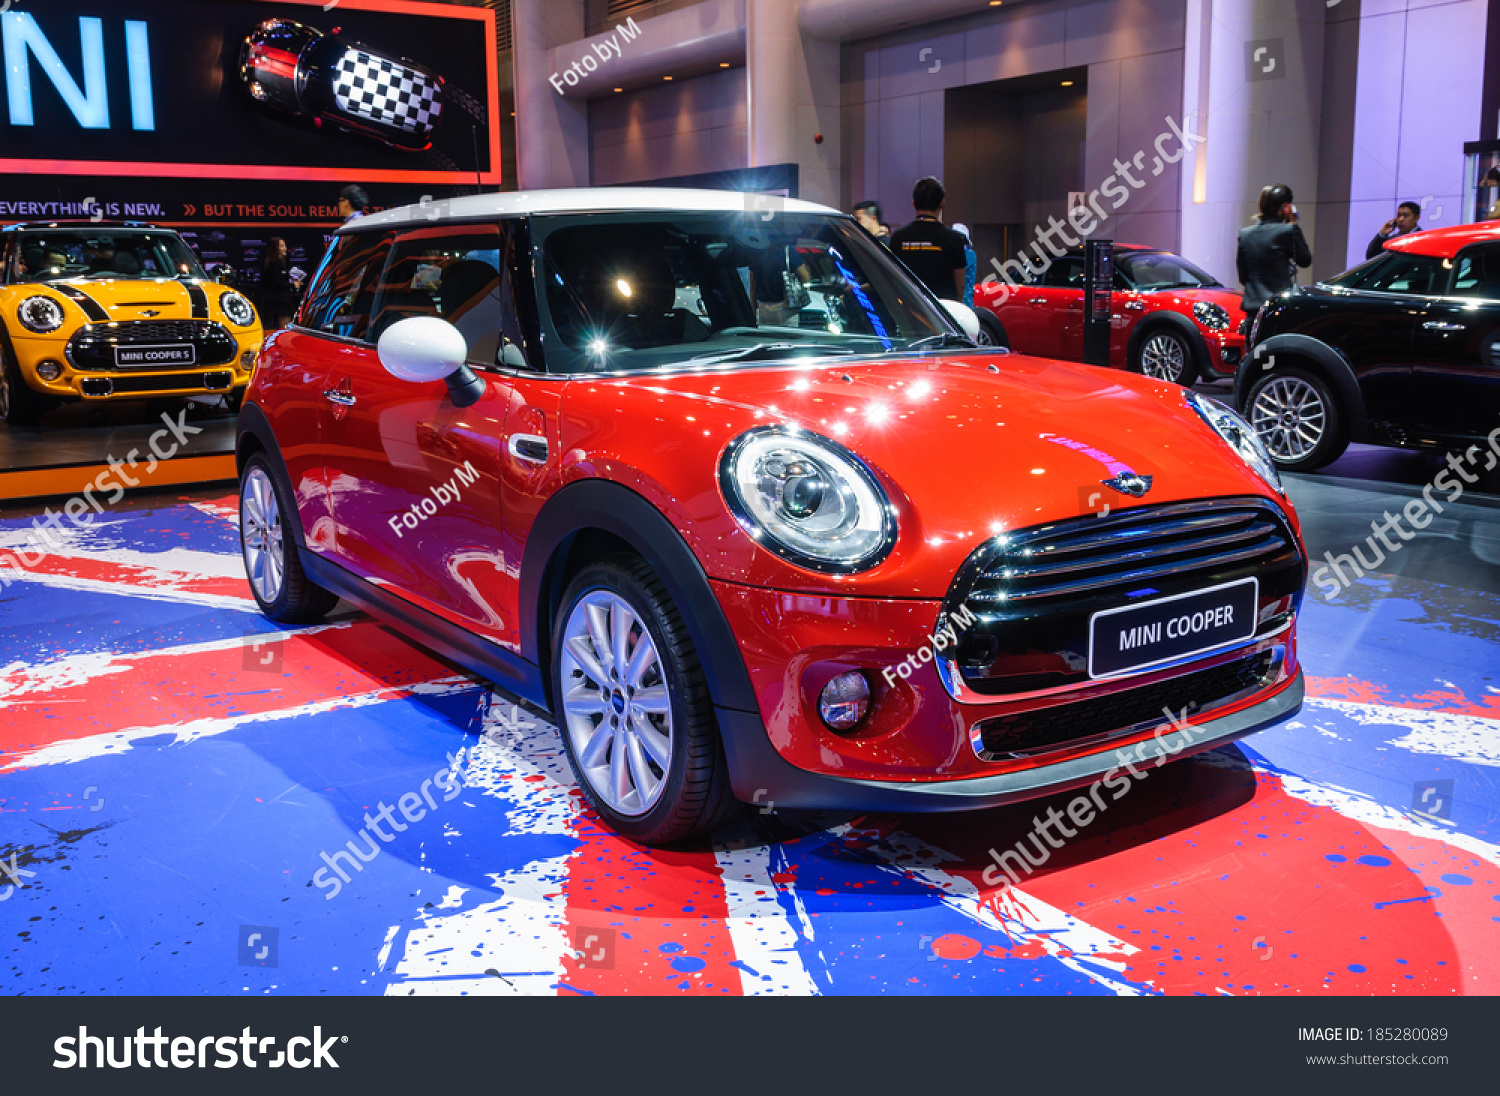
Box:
[220,291,256,327]
[1192,301,1231,330]
[1186,389,1283,493]
[720,426,897,573]
[17,295,64,333]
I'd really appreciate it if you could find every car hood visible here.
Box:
[1142,284,1246,319]
[564,350,1292,597]
[14,278,228,325]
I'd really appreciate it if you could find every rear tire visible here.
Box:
[0,343,50,426]
[1244,365,1349,473]
[551,556,740,846]
[239,452,339,623]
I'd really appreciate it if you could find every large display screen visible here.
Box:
[0,0,500,186]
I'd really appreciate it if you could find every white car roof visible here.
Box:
[349,187,843,231]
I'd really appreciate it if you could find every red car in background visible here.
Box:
[975,245,1247,385]
[237,191,1304,846]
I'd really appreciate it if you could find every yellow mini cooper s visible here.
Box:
[0,222,263,425]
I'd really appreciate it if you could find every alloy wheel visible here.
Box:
[240,466,286,604]
[1249,374,1327,462]
[1140,332,1188,382]
[558,590,674,816]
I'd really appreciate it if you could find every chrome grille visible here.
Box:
[942,498,1304,697]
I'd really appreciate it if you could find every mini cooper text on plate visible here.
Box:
[0,222,262,425]
[236,189,1306,845]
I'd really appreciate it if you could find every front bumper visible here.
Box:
[10,334,256,400]
[719,670,1302,812]
[1201,327,1246,376]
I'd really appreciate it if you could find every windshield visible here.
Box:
[1117,250,1221,290]
[1320,250,1448,295]
[10,229,206,283]
[531,211,958,373]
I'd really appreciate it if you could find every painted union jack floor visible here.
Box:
[1,482,1497,996]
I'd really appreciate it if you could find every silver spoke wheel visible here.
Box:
[1140,333,1188,382]
[560,589,673,817]
[1249,375,1327,462]
[240,466,286,604]
[974,322,996,347]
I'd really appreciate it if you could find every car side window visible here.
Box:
[1042,257,1085,288]
[1449,246,1500,300]
[298,231,394,340]
[369,221,531,368]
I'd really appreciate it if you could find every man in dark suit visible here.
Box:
[1365,201,1421,260]
[1237,184,1313,317]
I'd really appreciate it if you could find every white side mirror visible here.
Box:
[377,316,468,383]
[940,299,981,342]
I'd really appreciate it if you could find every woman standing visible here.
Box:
[1236,184,1312,322]
[257,237,301,330]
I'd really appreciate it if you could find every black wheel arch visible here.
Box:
[976,309,1008,348]
[520,479,758,716]
[1236,333,1366,431]
[1127,311,1208,377]
[235,401,309,548]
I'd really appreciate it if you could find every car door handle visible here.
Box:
[508,434,548,464]
[1027,297,1047,306]
[323,389,356,407]
[1422,321,1465,333]
[1123,301,1145,311]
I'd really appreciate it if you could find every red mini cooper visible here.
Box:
[238,190,1305,845]
[974,244,1248,385]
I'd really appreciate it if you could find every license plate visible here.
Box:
[1088,577,1258,678]
[116,344,195,367]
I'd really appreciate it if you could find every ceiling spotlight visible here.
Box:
[663,75,673,81]
[616,278,633,297]
[989,1,1002,5]
[720,62,730,68]
[613,86,623,92]
[1061,80,1074,86]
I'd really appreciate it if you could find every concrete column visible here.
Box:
[747,0,840,207]
[1177,0,1325,290]
[512,0,589,190]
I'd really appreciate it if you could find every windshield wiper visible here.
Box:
[682,342,860,367]
[903,332,977,352]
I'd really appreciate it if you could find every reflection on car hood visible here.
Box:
[568,349,1282,581]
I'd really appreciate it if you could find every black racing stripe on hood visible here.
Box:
[51,283,110,322]
[183,281,210,319]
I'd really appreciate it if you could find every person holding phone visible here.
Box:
[1365,201,1421,259]
[1236,183,1312,319]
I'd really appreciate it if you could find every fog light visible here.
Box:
[240,350,257,369]
[818,671,870,731]
[35,360,63,381]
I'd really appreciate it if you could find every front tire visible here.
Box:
[975,311,1008,348]
[1244,365,1349,472]
[239,452,339,623]
[0,344,51,426]
[551,556,739,845]
[1134,327,1197,385]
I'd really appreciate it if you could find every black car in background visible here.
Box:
[1237,222,1500,472]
